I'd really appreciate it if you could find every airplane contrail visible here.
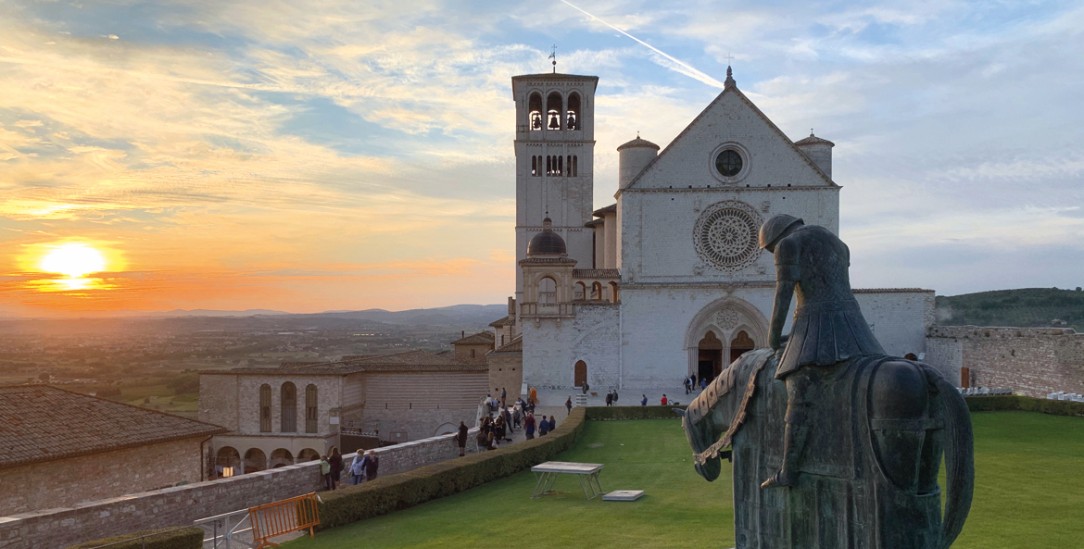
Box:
[558,0,727,89]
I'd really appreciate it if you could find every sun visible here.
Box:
[39,243,108,278]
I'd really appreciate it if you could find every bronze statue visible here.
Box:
[682,216,974,548]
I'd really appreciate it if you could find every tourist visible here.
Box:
[547,415,556,433]
[684,377,691,394]
[525,412,536,439]
[456,421,469,456]
[605,391,613,406]
[350,449,366,484]
[539,414,550,436]
[660,394,668,406]
[364,450,379,481]
[613,390,619,404]
[319,455,332,490]
[565,396,572,415]
[641,394,647,406]
[328,449,343,490]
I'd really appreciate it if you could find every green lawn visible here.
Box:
[285,412,1084,548]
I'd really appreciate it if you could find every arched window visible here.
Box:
[609,281,620,303]
[546,91,563,130]
[528,92,543,131]
[590,282,603,300]
[259,384,272,433]
[539,277,557,313]
[574,281,586,300]
[281,382,297,432]
[566,93,581,130]
[305,384,318,433]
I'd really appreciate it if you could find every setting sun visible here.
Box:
[40,243,108,278]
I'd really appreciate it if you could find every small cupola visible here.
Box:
[617,135,660,189]
[794,130,835,179]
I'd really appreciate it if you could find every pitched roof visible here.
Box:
[0,385,226,470]
[620,74,837,193]
[453,331,494,345]
[493,335,523,353]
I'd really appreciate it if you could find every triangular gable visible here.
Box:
[623,83,837,191]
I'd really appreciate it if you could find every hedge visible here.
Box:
[585,404,685,421]
[315,406,589,529]
[965,395,1084,416]
[68,527,203,549]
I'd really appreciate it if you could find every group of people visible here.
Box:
[604,389,620,406]
[525,412,556,439]
[319,448,379,490]
[683,374,709,394]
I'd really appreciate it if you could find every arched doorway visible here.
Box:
[729,330,755,363]
[574,360,587,387]
[298,448,320,462]
[216,446,241,477]
[698,331,723,382]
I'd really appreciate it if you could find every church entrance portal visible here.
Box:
[698,332,724,382]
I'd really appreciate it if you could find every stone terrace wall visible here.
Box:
[0,429,479,549]
[926,326,1084,397]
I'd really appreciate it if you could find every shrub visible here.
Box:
[69,527,202,549]
[585,405,684,421]
[965,395,1084,416]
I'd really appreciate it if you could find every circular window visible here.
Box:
[693,201,762,272]
[715,149,743,177]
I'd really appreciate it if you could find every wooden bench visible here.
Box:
[249,492,320,548]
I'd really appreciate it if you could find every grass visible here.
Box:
[284,411,1084,548]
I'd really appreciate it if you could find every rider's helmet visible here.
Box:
[758,215,804,250]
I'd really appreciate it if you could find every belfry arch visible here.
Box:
[685,297,769,382]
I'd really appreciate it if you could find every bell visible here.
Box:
[548,114,559,129]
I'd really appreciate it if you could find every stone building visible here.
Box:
[199,349,487,473]
[0,385,225,516]
[492,67,933,391]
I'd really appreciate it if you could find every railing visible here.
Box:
[195,508,256,549]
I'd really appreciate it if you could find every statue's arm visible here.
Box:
[768,239,799,350]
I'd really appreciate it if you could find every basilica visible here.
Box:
[492,67,932,391]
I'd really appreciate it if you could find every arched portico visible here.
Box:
[685,297,769,382]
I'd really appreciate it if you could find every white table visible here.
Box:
[530,461,604,499]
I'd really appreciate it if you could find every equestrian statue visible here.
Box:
[682,215,974,548]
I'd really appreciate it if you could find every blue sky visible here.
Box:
[2,0,1082,316]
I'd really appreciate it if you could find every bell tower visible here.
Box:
[511,72,598,300]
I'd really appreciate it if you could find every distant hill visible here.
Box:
[936,288,1084,331]
[0,304,508,336]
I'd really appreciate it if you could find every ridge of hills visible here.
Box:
[936,288,1084,332]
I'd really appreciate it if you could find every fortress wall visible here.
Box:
[925,326,1084,397]
[0,430,477,549]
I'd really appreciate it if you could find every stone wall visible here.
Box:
[0,429,478,549]
[0,436,208,517]
[925,326,1084,397]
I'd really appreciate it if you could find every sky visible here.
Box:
[1,0,1082,318]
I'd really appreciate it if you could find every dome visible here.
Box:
[527,218,567,257]
[616,136,660,152]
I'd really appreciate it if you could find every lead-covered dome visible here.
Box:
[527,218,567,257]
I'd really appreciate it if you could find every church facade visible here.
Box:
[502,68,932,391]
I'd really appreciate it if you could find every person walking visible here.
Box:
[547,415,556,433]
[364,450,379,481]
[456,421,469,456]
[660,394,668,406]
[319,455,332,490]
[641,394,647,406]
[328,448,343,489]
[525,412,536,439]
[539,415,550,436]
[565,396,572,415]
[350,449,366,484]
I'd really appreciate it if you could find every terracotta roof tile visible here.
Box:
[0,385,226,469]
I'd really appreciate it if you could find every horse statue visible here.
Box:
[682,348,974,548]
